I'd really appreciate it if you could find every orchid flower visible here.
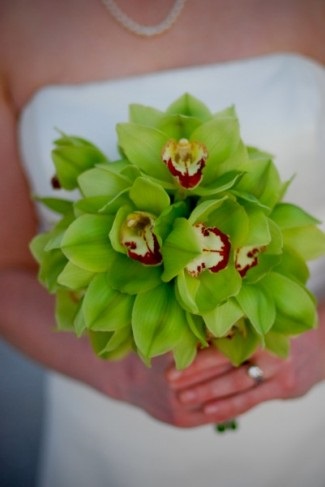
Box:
[116,94,248,200]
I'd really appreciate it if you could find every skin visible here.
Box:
[0,0,325,428]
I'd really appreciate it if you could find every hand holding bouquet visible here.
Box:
[30,94,325,372]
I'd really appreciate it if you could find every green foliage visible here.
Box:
[29,93,325,368]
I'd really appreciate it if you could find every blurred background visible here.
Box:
[0,339,45,487]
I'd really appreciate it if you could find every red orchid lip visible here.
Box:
[235,245,266,277]
[121,212,162,266]
[162,138,208,189]
[186,223,231,277]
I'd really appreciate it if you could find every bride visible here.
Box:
[1,1,325,485]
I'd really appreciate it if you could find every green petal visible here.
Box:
[243,205,271,246]
[119,164,142,181]
[117,123,172,183]
[187,198,228,225]
[271,203,321,228]
[193,171,243,197]
[74,305,87,337]
[203,299,244,337]
[272,312,313,336]
[98,192,132,215]
[98,327,134,359]
[274,246,309,284]
[155,201,189,241]
[186,313,209,347]
[264,331,290,358]
[88,330,113,356]
[78,164,131,198]
[176,270,200,314]
[172,322,198,370]
[264,272,317,332]
[161,218,201,282]
[156,114,201,139]
[192,265,242,313]
[132,284,187,358]
[43,213,76,251]
[243,254,282,284]
[88,328,133,360]
[178,265,241,314]
[108,205,133,254]
[129,177,170,214]
[273,200,325,261]
[30,234,68,292]
[282,226,325,260]
[57,261,95,289]
[191,110,240,182]
[34,197,73,215]
[74,196,114,215]
[236,282,276,335]
[55,289,81,332]
[235,157,283,210]
[215,320,261,366]
[61,214,114,272]
[265,219,283,255]
[52,135,108,190]
[189,197,249,248]
[129,103,164,126]
[108,252,162,294]
[166,93,212,121]
[30,233,50,264]
[82,273,133,331]
[213,140,249,176]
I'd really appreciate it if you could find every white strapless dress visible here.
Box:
[19,54,325,487]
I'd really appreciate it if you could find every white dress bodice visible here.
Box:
[18,53,325,487]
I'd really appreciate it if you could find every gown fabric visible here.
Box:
[18,53,325,487]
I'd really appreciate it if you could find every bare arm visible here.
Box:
[0,81,220,428]
[0,78,110,390]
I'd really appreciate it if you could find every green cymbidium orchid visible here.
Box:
[161,138,208,189]
[29,93,325,372]
[51,133,109,190]
[117,94,248,200]
[199,202,325,365]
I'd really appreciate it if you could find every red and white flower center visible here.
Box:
[121,212,162,266]
[186,223,231,277]
[235,245,265,277]
[162,138,208,189]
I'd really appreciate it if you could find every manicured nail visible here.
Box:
[204,403,219,415]
[167,369,183,381]
[179,390,197,403]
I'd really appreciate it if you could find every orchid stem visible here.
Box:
[215,419,238,433]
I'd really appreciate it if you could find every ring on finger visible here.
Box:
[246,363,264,385]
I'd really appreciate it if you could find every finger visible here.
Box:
[176,352,288,407]
[168,377,281,428]
[202,378,284,422]
[177,363,268,406]
[166,347,233,387]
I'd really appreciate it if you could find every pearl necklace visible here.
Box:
[101,0,188,37]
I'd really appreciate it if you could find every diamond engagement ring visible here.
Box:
[246,364,264,385]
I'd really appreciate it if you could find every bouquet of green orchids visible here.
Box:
[30,94,325,370]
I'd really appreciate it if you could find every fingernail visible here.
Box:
[167,369,183,381]
[204,403,219,415]
[179,390,197,403]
